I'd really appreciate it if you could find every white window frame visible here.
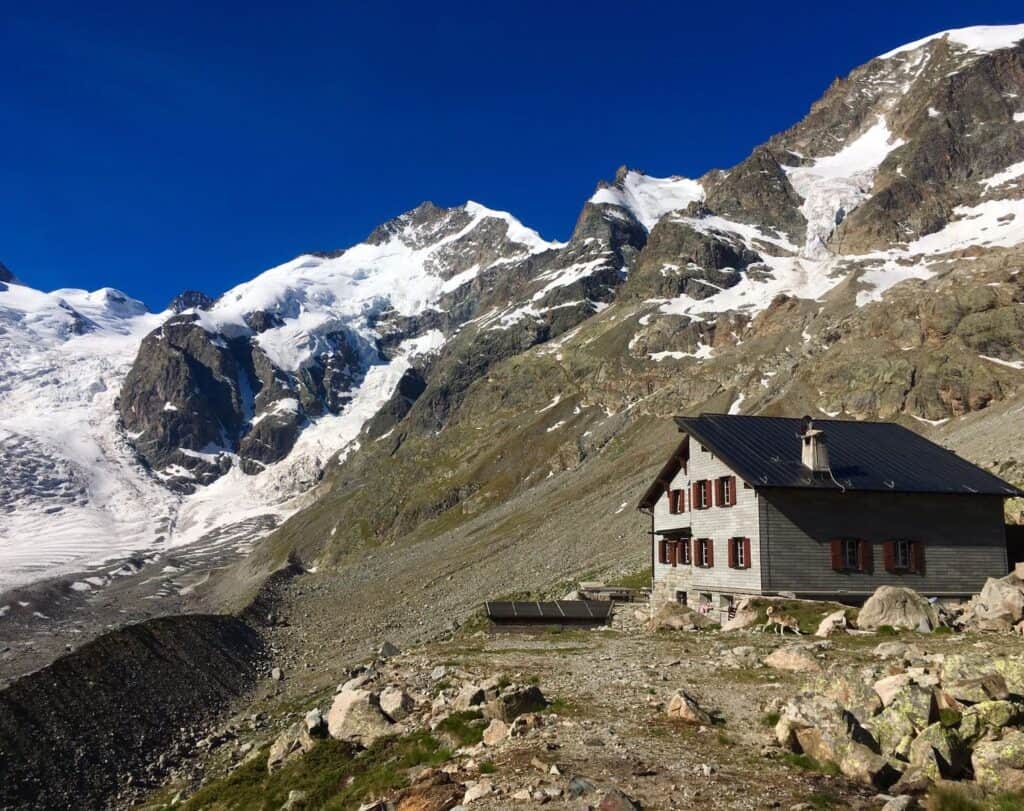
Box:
[721,477,732,506]
[734,537,745,568]
[700,539,710,567]
[698,480,709,509]
[843,538,859,570]
[895,539,911,569]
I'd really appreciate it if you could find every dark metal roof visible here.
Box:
[484,600,613,621]
[677,413,1023,497]
[637,413,1023,508]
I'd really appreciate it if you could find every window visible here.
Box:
[693,480,711,510]
[667,488,685,515]
[830,538,871,572]
[843,539,859,570]
[696,538,714,567]
[728,537,751,569]
[658,540,667,564]
[675,591,688,605]
[884,539,923,573]
[895,539,911,569]
[715,475,738,507]
[679,539,691,565]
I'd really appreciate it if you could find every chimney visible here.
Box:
[800,416,830,474]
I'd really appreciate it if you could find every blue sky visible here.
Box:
[4,2,1022,309]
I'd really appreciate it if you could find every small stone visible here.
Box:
[378,641,400,659]
[271,667,283,681]
[462,779,493,804]
[666,691,713,725]
[763,646,822,673]
[598,787,641,811]
[482,718,508,746]
[568,776,596,798]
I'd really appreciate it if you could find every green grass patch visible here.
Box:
[760,712,780,728]
[543,696,578,716]
[877,625,898,636]
[608,566,651,590]
[478,760,496,774]
[780,752,841,777]
[435,710,485,747]
[176,731,451,811]
[925,786,1024,811]
[807,791,840,810]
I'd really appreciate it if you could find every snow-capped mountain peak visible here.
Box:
[590,169,705,231]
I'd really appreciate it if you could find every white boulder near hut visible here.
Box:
[637,414,1022,617]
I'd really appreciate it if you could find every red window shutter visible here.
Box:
[727,538,737,568]
[912,542,925,574]
[830,539,843,571]
[883,540,896,573]
[668,541,676,566]
[706,538,714,567]
[692,538,700,566]
[743,537,752,569]
[666,489,674,513]
[658,541,666,564]
[691,482,700,510]
[730,476,738,506]
[858,540,873,573]
[678,488,686,512]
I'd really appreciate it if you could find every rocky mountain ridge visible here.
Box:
[2,24,1024,593]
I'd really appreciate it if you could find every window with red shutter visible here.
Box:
[692,537,700,566]
[742,537,752,569]
[658,540,667,565]
[727,538,737,568]
[706,538,714,567]
[858,540,873,573]
[830,539,843,571]
[729,476,738,506]
[680,539,691,565]
[691,482,700,510]
[883,540,896,573]
[668,541,677,566]
[678,488,686,513]
[911,542,925,574]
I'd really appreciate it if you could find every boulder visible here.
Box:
[666,691,713,725]
[462,778,493,804]
[838,742,902,789]
[812,669,882,724]
[453,685,486,711]
[267,721,318,772]
[994,657,1024,694]
[481,718,508,746]
[763,646,822,673]
[873,674,912,707]
[327,688,394,747]
[649,603,717,631]
[883,683,935,733]
[858,587,938,632]
[304,708,327,737]
[378,641,401,659]
[483,685,547,722]
[395,769,465,811]
[959,699,1024,745]
[597,788,642,811]
[908,722,965,780]
[865,706,917,759]
[965,574,1024,632]
[380,686,416,722]
[721,599,761,631]
[972,730,1024,792]
[946,673,1010,704]
[815,609,848,638]
[775,693,878,764]
[281,789,308,810]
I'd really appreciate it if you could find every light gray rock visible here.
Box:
[666,690,713,725]
[326,688,393,747]
[858,586,938,632]
[379,685,415,722]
